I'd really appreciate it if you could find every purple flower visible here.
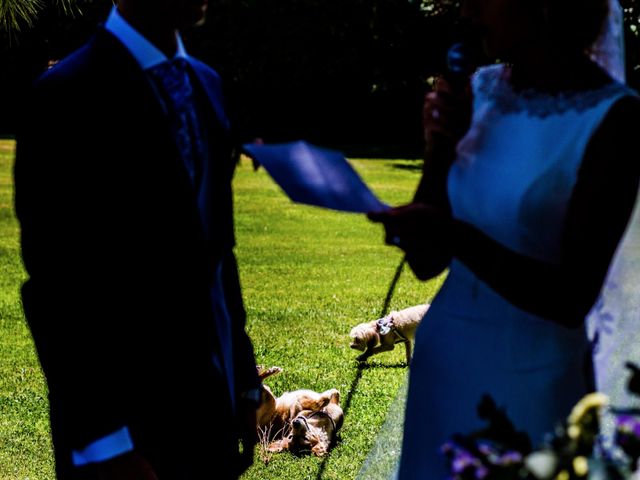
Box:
[477,442,498,457]
[498,450,523,465]
[441,441,456,456]
[452,449,478,473]
[474,465,489,479]
[444,443,489,479]
[616,415,640,438]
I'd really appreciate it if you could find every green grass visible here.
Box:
[0,140,444,479]
[0,140,53,479]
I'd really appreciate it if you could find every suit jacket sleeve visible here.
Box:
[15,72,137,449]
[199,58,261,400]
[221,200,260,400]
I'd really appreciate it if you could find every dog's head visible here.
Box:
[292,413,333,456]
[269,411,333,456]
[349,321,378,351]
[268,391,343,457]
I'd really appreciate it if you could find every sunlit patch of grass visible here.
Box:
[0,139,54,478]
[0,140,444,479]
[234,157,444,479]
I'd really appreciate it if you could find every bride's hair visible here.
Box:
[544,0,610,53]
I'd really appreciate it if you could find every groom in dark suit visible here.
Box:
[15,0,260,478]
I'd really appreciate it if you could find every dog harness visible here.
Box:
[376,316,408,343]
[305,410,337,432]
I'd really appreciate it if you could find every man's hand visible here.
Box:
[236,400,258,476]
[368,203,453,280]
[76,451,158,480]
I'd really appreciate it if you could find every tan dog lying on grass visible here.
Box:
[256,366,341,448]
[268,390,344,457]
[349,304,429,364]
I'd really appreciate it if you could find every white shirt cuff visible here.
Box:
[71,426,134,466]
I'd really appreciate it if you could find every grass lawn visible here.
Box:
[0,139,444,479]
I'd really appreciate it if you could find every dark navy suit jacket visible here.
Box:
[15,27,259,477]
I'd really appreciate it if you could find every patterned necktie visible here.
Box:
[149,59,237,407]
[147,58,204,186]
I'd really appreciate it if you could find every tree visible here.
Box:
[186,0,459,151]
[0,0,80,33]
[0,0,111,135]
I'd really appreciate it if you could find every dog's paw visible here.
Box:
[327,389,340,404]
[259,366,283,380]
[267,439,289,453]
[311,444,329,457]
[356,353,369,362]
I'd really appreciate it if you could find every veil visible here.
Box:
[357,1,631,477]
[590,0,626,83]
[586,0,640,426]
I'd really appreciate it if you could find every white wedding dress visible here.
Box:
[396,64,634,479]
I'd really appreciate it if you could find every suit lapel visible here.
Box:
[186,57,230,132]
[94,30,232,256]
[94,28,170,123]
[95,28,201,198]
[185,59,236,258]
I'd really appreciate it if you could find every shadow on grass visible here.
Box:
[359,362,408,370]
[333,144,423,160]
[314,362,365,480]
[315,258,406,480]
[392,162,423,172]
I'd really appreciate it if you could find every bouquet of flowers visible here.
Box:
[443,363,640,480]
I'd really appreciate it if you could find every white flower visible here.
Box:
[525,450,558,479]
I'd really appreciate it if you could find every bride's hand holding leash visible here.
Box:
[368,204,453,281]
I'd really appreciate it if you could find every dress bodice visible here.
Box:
[448,64,632,262]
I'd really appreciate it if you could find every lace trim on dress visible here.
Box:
[474,64,633,118]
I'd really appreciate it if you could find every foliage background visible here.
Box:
[2,0,453,154]
[4,0,640,151]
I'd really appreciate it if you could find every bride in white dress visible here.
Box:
[369,0,640,477]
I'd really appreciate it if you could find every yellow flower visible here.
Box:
[567,425,581,440]
[567,393,609,425]
[573,456,589,476]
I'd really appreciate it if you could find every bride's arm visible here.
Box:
[451,95,640,327]
[368,77,469,278]
[414,77,472,209]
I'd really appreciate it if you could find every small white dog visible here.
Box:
[349,304,429,364]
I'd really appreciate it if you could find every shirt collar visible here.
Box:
[104,6,188,70]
